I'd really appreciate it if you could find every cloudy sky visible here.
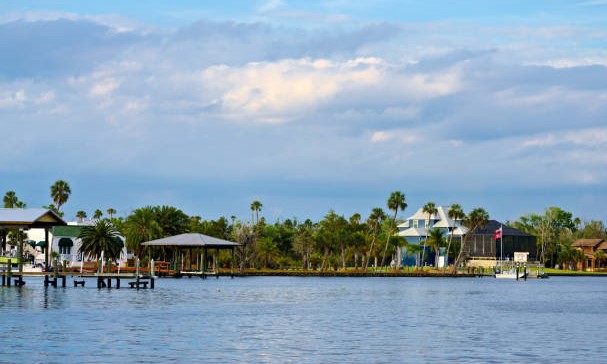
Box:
[1,1,606,224]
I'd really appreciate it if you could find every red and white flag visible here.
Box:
[493,226,502,239]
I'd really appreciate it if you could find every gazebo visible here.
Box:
[141,233,240,276]
[0,208,67,269]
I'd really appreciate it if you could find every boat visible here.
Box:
[493,263,529,279]
[495,269,518,279]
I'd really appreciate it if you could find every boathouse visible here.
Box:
[0,208,67,269]
[142,233,240,276]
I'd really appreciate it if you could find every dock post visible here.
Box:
[1,274,5,286]
[136,258,140,289]
[7,258,11,286]
[150,276,154,289]
[44,274,49,287]
[116,278,120,289]
[54,258,59,288]
[62,276,66,288]
[108,278,112,288]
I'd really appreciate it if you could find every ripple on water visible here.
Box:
[1,276,607,363]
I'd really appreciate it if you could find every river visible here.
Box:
[1,276,605,363]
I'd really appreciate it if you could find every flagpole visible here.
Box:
[500,224,503,263]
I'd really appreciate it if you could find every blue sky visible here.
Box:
[1,1,607,224]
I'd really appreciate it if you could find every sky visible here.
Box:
[1,1,607,224]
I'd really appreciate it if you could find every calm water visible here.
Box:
[1,275,606,363]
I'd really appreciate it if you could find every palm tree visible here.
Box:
[364,207,386,271]
[453,208,489,274]
[250,200,262,225]
[3,191,19,208]
[76,210,87,223]
[78,220,123,273]
[426,228,445,268]
[421,202,438,267]
[123,207,163,258]
[50,180,71,214]
[93,209,103,220]
[152,205,190,236]
[106,208,116,219]
[380,191,407,271]
[446,204,465,268]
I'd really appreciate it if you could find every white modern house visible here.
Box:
[397,205,468,267]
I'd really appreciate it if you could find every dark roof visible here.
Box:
[473,220,534,237]
[141,233,240,248]
[0,208,67,229]
[572,239,604,248]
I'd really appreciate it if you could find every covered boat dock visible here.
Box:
[141,233,240,277]
[0,208,67,271]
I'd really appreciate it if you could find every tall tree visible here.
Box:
[123,207,163,258]
[152,205,190,236]
[78,220,123,272]
[380,191,407,271]
[76,210,87,223]
[3,191,19,208]
[106,208,116,219]
[250,200,262,225]
[453,207,489,274]
[446,204,465,268]
[292,220,315,270]
[316,210,348,270]
[50,180,71,214]
[93,209,103,220]
[421,202,438,267]
[426,228,445,268]
[364,207,386,271]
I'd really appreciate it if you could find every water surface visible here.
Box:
[1,276,605,363]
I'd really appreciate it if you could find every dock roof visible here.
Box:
[0,208,67,229]
[141,233,240,248]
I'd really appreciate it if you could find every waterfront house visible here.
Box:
[27,220,128,270]
[398,205,537,267]
[397,206,467,267]
[571,239,607,271]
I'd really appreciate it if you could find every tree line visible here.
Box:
[3,182,606,271]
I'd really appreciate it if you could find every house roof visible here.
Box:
[572,239,605,248]
[398,227,428,237]
[141,233,240,248]
[404,205,463,228]
[473,220,534,237]
[399,226,468,237]
[0,208,67,229]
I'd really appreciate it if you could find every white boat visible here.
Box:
[494,264,529,279]
[495,269,518,279]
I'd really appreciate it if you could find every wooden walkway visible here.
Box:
[1,271,155,289]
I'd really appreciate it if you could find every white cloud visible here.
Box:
[0,89,26,108]
[89,78,121,98]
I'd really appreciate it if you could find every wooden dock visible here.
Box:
[0,271,155,289]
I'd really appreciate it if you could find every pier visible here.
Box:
[1,271,155,289]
